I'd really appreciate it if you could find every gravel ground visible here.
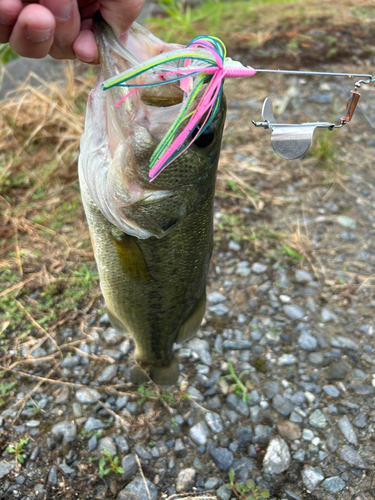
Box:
[1,31,375,500]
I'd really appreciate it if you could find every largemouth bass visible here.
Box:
[78,13,226,385]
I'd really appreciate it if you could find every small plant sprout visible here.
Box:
[226,469,270,500]
[98,449,124,478]
[221,361,252,402]
[6,438,29,464]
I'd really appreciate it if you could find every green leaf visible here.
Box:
[281,245,302,260]
[228,469,235,483]
[116,467,125,474]
[246,479,255,490]
[6,446,15,454]
[259,490,270,498]
[18,454,24,464]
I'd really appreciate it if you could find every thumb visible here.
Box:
[99,0,144,37]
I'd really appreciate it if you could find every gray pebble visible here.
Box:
[350,384,374,396]
[205,477,220,489]
[272,395,294,416]
[321,308,337,323]
[338,415,357,445]
[340,445,369,469]
[207,292,227,304]
[292,449,306,462]
[226,393,249,417]
[295,270,313,282]
[326,362,348,381]
[236,261,251,276]
[99,312,110,325]
[48,465,58,485]
[115,435,129,453]
[209,303,229,316]
[0,461,16,479]
[116,396,129,410]
[187,386,204,403]
[321,476,346,493]
[98,437,117,456]
[326,431,339,453]
[176,468,196,492]
[329,336,357,350]
[301,467,324,491]
[88,435,97,451]
[134,444,152,460]
[283,305,305,321]
[277,354,298,366]
[75,388,101,404]
[263,437,291,474]
[60,355,80,369]
[236,426,253,447]
[290,411,303,423]
[253,425,272,443]
[126,402,139,414]
[302,429,314,441]
[309,409,326,428]
[209,447,234,472]
[84,417,104,431]
[189,421,210,445]
[252,262,267,274]
[121,454,138,481]
[51,421,76,444]
[353,411,367,429]
[263,382,279,400]
[174,438,187,458]
[97,364,118,383]
[119,476,158,500]
[102,327,123,345]
[223,340,251,350]
[217,484,232,500]
[298,331,317,351]
[59,464,74,475]
[26,420,40,428]
[290,392,306,406]
[323,385,340,398]
[119,339,132,355]
[352,369,367,381]
[187,339,212,366]
[205,412,223,433]
[359,324,373,335]
[228,240,240,251]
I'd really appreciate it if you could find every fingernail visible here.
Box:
[25,26,52,43]
[41,1,72,21]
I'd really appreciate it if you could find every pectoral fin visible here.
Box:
[110,232,149,283]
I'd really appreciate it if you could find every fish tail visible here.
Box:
[131,358,180,386]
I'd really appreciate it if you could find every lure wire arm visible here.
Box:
[251,68,374,159]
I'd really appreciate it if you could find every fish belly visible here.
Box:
[80,177,214,385]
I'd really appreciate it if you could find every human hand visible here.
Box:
[0,0,145,63]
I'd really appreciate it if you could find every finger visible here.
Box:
[99,0,144,37]
[79,0,99,20]
[72,18,99,63]
[9,4,55,58]
[0,0,22,43]
[39,0,81,59]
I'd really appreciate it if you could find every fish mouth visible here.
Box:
[93,12,185,133]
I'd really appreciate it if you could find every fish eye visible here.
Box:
[193,126,215,148]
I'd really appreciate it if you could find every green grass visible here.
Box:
[0,263,99,336]
[148,0,303,44]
